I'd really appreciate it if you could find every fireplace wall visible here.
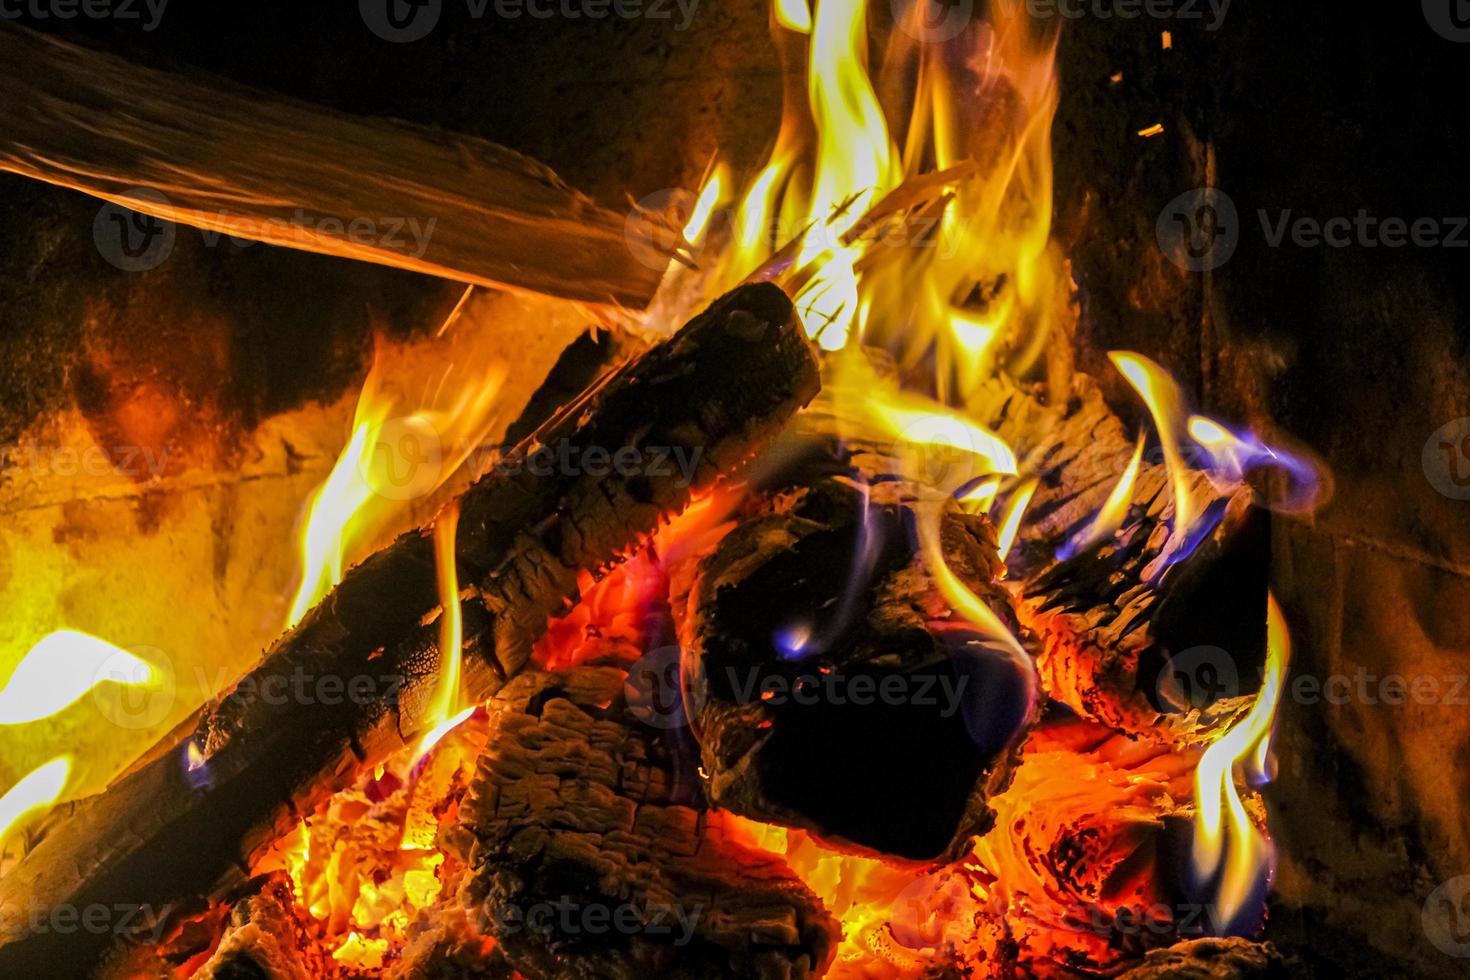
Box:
[2,3,1467,976]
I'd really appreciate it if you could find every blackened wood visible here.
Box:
[0,25,665,306]
[0,283,819,978]
[1114,937,1292,979]
[456,665,839,980]
[976,377,1267,743]
[668,414,1039,862]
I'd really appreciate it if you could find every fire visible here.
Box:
[1109,351,1197,548]
[1191,592,1290,932]
[1059,432,1146,559]
[0,630,157,725]
[286,297,507,628]
[0,756,69,853]
[414,500,470,760]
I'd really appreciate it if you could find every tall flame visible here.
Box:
[1191,592,1291,931]
[415,501,473,760]
[286,296,507,628]
[1109,351,1196,547]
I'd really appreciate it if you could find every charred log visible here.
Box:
[977,377,1268,743]
[455,665,840,980]
[667,415,1039,862]
[0,283,819,977]
[1115,937,1293,979]
[0,25,664,306]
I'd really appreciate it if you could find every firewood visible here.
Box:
[0,25,665,306]
[454,665,840,980]
[666,409,1040,862]
[975,377,1268,743]
[190,874,333,980]
[0,283,820,978]
[1114,937,1292,979]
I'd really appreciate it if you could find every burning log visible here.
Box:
[0,25,665,306]
[981,378,1268,743]
[189,874,333,980]
[667,412,1040,861]
[1114,937,1291,979]
[455,665,840,979]
[0,283,820,977]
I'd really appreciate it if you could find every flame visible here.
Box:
[1191,592,1290,931]
[1058,432,1146,559]
[994,477,1038,561]
[682,164,729,248]
[773,0,811,33]
[414,501,469,759]
[0,631,157,725]
[0,756,70,852]
[1109,351,1196,547]
[286,301,507,628]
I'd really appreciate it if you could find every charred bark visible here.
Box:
[667,412,1040,862]
[978,377,1268,743]
[0,283,819,977]
[455,665,840,980]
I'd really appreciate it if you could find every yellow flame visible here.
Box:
[0,631,156,725]
[1110,352,1195,545]
[995,477,1038,561]
[774,0,811,33]
[414,502,472,761]
[1065,432,1146,555]
[286,309,507,629]
[0,756,70,851]
[1192,592,1290,926]
[682,165,728,247]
